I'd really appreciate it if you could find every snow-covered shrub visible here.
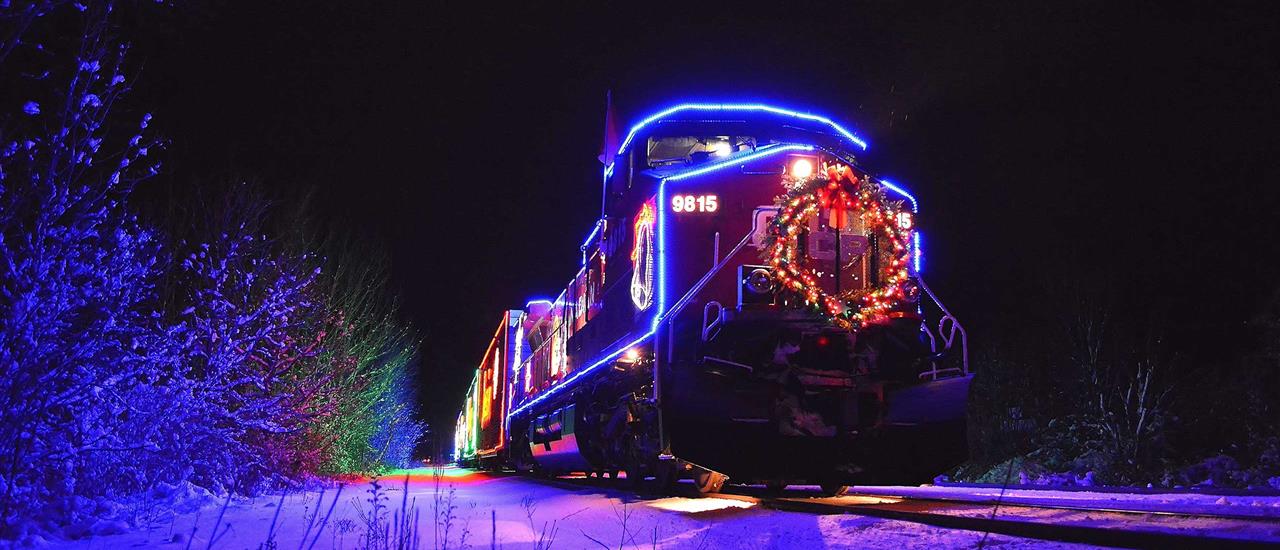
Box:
[170,207,336,492]
[303,236,424,475]
[367,364,427,470]
[0,2,168,534]
[1,3,425,535]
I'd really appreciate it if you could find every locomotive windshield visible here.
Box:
[645,135,759,167]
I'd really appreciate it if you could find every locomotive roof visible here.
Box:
[614,103,869,158]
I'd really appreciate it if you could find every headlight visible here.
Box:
[790,158,814,179]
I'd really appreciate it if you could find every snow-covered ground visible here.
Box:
[33,468,1104,549]
[843,484,1280,519]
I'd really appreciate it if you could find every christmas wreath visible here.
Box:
[761,164,915,331]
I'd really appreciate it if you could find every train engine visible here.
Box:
[458,103,971,495]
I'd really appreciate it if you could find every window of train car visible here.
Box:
[644,136,758,167]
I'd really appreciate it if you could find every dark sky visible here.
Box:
[124,1,1280,434]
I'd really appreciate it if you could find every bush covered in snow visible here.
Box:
[0,2,424,538]
[956,270,1280,490]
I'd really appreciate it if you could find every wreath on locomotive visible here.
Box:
[760,162,918,332]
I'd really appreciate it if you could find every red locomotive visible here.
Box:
[455,102,970,495]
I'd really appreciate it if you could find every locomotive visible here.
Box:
[454,102,971,495]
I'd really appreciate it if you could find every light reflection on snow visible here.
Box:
[647,497,756,513]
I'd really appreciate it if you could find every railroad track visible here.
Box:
[836,486,1279,522]
[750,493,1278,549]
[528,474,1280,549]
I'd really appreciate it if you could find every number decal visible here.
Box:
[669,194,720,214]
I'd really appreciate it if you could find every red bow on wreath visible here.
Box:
[819,164,861,230]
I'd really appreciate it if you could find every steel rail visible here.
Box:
[756,495,1278,549]
[525,473,1280,549]
[841,487,1280,522]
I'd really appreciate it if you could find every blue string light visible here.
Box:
[876,178,922,273]
[601,103,868,218]
[878,179,918,213]
[617,103,869,156]
[914,232,923,273]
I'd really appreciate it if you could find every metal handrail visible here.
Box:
[917,275,970,379]
[702,301,724,341]
[661,229,756,324]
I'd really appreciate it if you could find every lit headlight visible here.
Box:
[790,158,814,179]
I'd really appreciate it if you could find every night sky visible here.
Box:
[122,2,1280,437]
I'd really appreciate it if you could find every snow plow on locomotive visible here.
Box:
[453,103,971,495]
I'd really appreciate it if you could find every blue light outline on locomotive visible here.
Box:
[914,232,923,273]
[878,178,923,272]
[579,219,604,265]
[600,103,870,213]
[880,177,921,271]
[616,104,869,156]
[879,179,918,213]
[510,144,811,419]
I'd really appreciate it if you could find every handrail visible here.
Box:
[662,229,755,324]
[702,301,724,341]
[917,275,970,379]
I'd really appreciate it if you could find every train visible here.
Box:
[453,101,971,496]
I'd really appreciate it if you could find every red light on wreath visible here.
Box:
[762,163,915,332]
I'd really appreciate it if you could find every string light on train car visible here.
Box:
[630,200,656,311]
[762,163,914,331]
[619,347,642,364]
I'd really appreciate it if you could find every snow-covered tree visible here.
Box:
[0,1,424,535]
[0,1,165,533]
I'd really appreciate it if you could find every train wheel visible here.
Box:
[764,480,786,495]
[819,483,849,497]
[650,460,677,494]
[624,454,645,489]
[694,470,728,495]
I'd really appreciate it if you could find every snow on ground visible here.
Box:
[842,484,1280,519]
[34,468,1097,549]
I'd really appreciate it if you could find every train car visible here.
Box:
[453,311,521,468]
[456,101,971,495]
[453,377,477,465]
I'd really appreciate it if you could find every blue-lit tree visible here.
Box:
[0,1,166,532]
[0,1,425,536]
